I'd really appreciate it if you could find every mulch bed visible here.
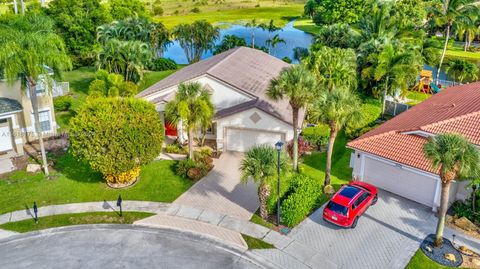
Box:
[421,234,463,267]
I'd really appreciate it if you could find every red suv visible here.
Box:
[323,181,378,228]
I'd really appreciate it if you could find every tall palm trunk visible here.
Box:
[324,123,338,187]
[28,78,49,176]
[292,107,299,171]
[435,178,452,247]
[20,0,24,15]
[188,126,194,160]
[13,0,18,14]
[251,30,255,48]
[381,76,389,118]
[436,23,451,85]
[258,182,270,220]
[40,0,45,7]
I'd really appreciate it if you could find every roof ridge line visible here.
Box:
[206,47,242,74]
[348,130,400,146]
[420,110,480,131]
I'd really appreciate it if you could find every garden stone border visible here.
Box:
[421,233,463,267]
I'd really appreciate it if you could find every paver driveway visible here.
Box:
[289,190,436,269]
[173,151,259,220]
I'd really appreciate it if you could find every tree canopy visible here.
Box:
[172,20,220,63]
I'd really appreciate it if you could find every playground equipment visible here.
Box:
[412,70,442,94]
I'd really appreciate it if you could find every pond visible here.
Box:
[163,21,314,64]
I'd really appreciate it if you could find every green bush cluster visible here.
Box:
[148,58,177,71]
[452,191,480,224]
[345,98,381,139]
[280,174,322,227]
[302,124,330,150]
[175,150,214,180]
[88,70,138,98]
[69,98,164,184]
[165,143,188,154]
[53,95,73,111]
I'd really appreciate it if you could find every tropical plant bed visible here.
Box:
[446,214,480,240]
[420,234,463,267]
[0,212,154,233]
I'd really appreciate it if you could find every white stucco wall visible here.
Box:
[144,75,253,112]
[215,107,294,151]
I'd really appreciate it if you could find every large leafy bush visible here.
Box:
[280,174,322,227]
[148,58,177,71]
[69,98,164,185]
[302,125,330,150]
[345,98,381,139]
[54,95,73,111]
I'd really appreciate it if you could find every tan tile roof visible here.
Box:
[137,47,302,126]
[348,82,480,174]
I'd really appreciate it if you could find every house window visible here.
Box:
[32,110,51,132]
[206,123,216,135]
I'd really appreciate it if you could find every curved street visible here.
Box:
[0,225,268,269]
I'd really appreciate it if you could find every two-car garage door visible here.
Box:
[363,156,437,207]
[225,128,284,152]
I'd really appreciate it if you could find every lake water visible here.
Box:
[164,20,471,83]
[163,21,314,64]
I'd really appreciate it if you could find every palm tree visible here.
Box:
[305,46,357,92]
[293,47,309,63]
[268,65,316,171]
[172,20,219,63]
[260,20,281,53]
[240,145,288,220]
[429,0,479,84]
[310,88,362,186]
[97,39,153,82]
[214,35,246,54]
[304,0,317,19]
[424,133,480,247]
[455,14,480,51]
[265,34,286,56]
[245,19,259,48]
[370,43,420,117]
[165,82,214,159]
[0,15,71,175]
[445,58,479,83]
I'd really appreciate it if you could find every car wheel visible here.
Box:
[351,217,359,229]
[372,194,378,205]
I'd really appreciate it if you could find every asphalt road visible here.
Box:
[0,225,267,269]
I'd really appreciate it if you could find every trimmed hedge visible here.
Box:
[345,97,381,139]
[302,124,330,150]
[280,174,322,227]
[148,58,177,71]
[54,95,73,111]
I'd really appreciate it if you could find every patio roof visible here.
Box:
[0,98,22,114]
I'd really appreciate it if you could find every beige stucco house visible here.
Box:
[0,76,57,157]
[137,47,302,152]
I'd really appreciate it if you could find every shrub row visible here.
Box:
[54,95,73,111]
[280,174,322,227]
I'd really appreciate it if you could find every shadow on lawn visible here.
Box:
[54,151,103,183]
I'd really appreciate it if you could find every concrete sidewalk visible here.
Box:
[0,201,169,225]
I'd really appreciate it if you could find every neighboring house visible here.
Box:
[348,82,480,211]
[0,74,58,157]
[137,47,301,152]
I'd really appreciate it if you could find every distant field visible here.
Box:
[155,4,304,28]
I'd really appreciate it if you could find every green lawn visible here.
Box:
[0,152,193,215]
[156,5,304,29]
[406,250,453,269]
[0,212,154,233]
[250,212,276,230]
[293,18,321,35]
[406,91,431,106]
[242,234,274,249]
[139,69,179,91]
[444,48,480,60]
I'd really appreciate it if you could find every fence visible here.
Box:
[52,82,70,97]
[384,100,411,116]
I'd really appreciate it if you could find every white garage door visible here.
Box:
[363,157,437,207]
[0,125,12,152]
[226,128,283,152]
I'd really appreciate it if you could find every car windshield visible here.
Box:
[326,201,348,216]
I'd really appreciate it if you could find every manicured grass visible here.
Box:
[139,69,179,91]
[62,66,96,111]
[0,151,193,214]
[242,234,274,249]
[444,49,480,60]
[406,250,453,269]
[406,91,431,106]
[293,18,321,35]
[0,212,154,233]
[300,132,352,190]
[250,212,276,230]
[156,5,304,29]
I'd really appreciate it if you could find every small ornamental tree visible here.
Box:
[69,98,164,186]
